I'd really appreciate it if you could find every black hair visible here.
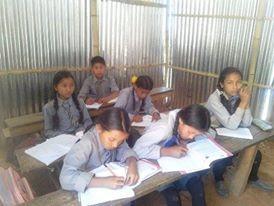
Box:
[52,70,83,129]
[217,67,243,91]
[96,108,131,133]
[217,67,243,114]
[90,56,106,67]
[133,75,154,112]
[172,104,211,136]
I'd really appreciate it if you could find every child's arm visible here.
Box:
[160,145,188,158]
[88,176,125,189]
[207,94,245,129]
[97,91,119,104]
[78,78,91,102]
[75,99,93,133]
[125,156,139,185]
[143,96,160,120]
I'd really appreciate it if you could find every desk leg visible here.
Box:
[229,145,258,196]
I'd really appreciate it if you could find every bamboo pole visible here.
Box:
[109,0,166,8]
[91,0,100,56]
[247,0,267,88]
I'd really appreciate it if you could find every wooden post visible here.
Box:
[229,145,258,196]
[91,0,100,57]
[247,0,267,89]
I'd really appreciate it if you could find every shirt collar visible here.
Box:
[57,96,73,106]
[92,75,107,83]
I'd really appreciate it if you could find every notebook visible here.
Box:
[216,127,253,139]
[85,103,103,110]
[79,159,161,206]
[158,137,232,173]
[25,134,79,166]
[131,113,168,127]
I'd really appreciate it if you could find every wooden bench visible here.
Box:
[25,122,274,205]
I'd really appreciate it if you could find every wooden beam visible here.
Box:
[229,145,258,196]
[247,0,267,88]
[108,0,167,8]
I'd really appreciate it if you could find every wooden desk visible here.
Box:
[88,87,173,117]
[26,123,274,205]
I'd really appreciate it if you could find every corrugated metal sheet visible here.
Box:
[168,0,274,121]
[98,0,166,88]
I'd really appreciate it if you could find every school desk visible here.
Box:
[25,122,274,205]
[87,86,174,117]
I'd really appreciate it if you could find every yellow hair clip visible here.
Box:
[131,75,138,84]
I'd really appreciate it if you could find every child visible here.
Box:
[43,70,92,138]
[133,104,211,206]
[59,108,139,192]
[114,75,160,123]
[206,67,273,196]
[78,56,119,104]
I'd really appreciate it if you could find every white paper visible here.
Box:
[85,103,103,110]
[131,113,167,127]
[158,138,231,173]
[216,127,253,140]
[25,134,79,166]
[108,97,118,104]
[79,160,160,206]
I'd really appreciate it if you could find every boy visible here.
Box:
[78,56,119,104]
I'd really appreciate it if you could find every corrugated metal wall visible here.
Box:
[0,0,273,134]
[168,0,274,122]
[98,0,166,89]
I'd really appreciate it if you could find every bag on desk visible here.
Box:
[0,167,34,206]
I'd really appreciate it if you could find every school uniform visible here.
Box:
[59,126,138,192]
[43,96,92,138]
[133,110,207,206]
[114,86,159,121]
[206,89,261,184]
[78,74,119,100]
[206,89,252,129]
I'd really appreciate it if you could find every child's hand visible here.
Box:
[125,157,139,186]
[161,145,188,158]
[102,176,125,189]
[239,86,251,108]
[132,114,143,122]
[85,97,95,105]
[152,112,161,122]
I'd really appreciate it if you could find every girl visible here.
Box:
[206,67,272,196]
[114,75,161,123]
[43,70,92,138]
[59,108,139,192]
[133,104,211,206]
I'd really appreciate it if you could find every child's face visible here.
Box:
[54,77,75,100]
[134,86,151,100]
[220,73,242,97]
[92,63,106,79]
[178,118,202,140]
[99,128,129,150]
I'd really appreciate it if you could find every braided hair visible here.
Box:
[172,104,211,136]
[52,70,83,129]
[132,75,153,112]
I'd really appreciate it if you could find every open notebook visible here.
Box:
[25,134,79,166]
[158,137,232,173]
[131,113,168,127]
[216,127,253,139]
[85,103,103,110]
[79,159,161,206]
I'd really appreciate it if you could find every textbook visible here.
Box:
[25,134,79,166]
[85,102,103,110]
[157,137,232,173]
[79,159,161,206]
[131,113,168,127]
[216,127,253,140]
